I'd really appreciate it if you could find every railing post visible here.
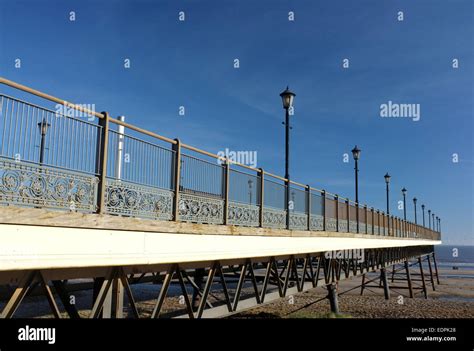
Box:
[371,207,375,235]
[172,138,181,221]
[346,198,350,233]
[286,179,290,230]
[381,211,385,236]
[335,194,339,232]
[356,203,359,233]
[364,205,368,234]
[259,168,264,227]
[322,190,326,231]
[223,160,230,225]
[306,185,311,231]
[96,111,110,214]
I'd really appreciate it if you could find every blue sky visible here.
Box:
[0,0,472,244]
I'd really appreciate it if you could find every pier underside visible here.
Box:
[0,208,440,319]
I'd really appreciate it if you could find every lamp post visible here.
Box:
[432,213,435,231]
[421,204,425,227]
[428,210,431,229]
[37,118,51,165]
[384,173,391,214]
[413,198,417,225]
[401,188,407,220]
[384,173,391,235]
[280,86,296,229]
[436,216,439,232]
[351,146,361,232]
[351,146,361,203]
[401,188,407,237]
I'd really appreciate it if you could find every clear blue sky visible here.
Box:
[0,0,472,244]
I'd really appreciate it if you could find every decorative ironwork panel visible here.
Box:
[289,212,308,230]
[105,178,173,220]
[326,218,337,232]
[0,157,98,212]
[263,207,286,229]
[227,201,259,227]
[338,220,348,233]
[349,220,358,233]
[310,214,324,231]
[179,193,224,224]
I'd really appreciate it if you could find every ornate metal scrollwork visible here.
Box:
[310,214,324,231]
[105,178,173,220]
[349,220,358,233]
[0,157,98,212]
[227,201,259,227]
[326,218,337,232]
[263,207,286,229]
[178,193,224,224]
[289,212,308,230]
[338,220,348,233]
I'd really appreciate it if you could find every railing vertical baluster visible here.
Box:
[172,138,181,221]
[223,160,230,225]
[96,112,109,214]
[335,194,339,232]
[259,168,264,227]
[322,190,326,232]
[356,203,359,233]
[364,205,368,234]
[346,198,350,233]
[371,208,374,235]
[306,185,311,231]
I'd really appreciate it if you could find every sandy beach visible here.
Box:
[231,268,474,319]
[1,268,472,319]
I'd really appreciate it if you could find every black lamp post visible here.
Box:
[280,86,295,229]
[421,204,425,227]
[401,188,407,220]
[436,216,439,232]
[413,198,417,225]
[428,210,431,229]
[384,173,391,235]
[351,146,361,203]
[432,213,435,231]
[384,173,391,214]
[37,118,51,164]
[351,145,361,232]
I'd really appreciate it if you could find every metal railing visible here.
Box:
[0,77,441,241]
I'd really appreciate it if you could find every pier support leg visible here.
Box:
[391,264,396,283]
[360,274,365,296]
[404,260,414,298]
[192,268,205,311]
[432,252,440,284]
[110,276,124,318]
[427,255,436,291]
[418,257,428,299]
[326,283,339,314]
[52,280,80,319]
[380,268,390,300]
